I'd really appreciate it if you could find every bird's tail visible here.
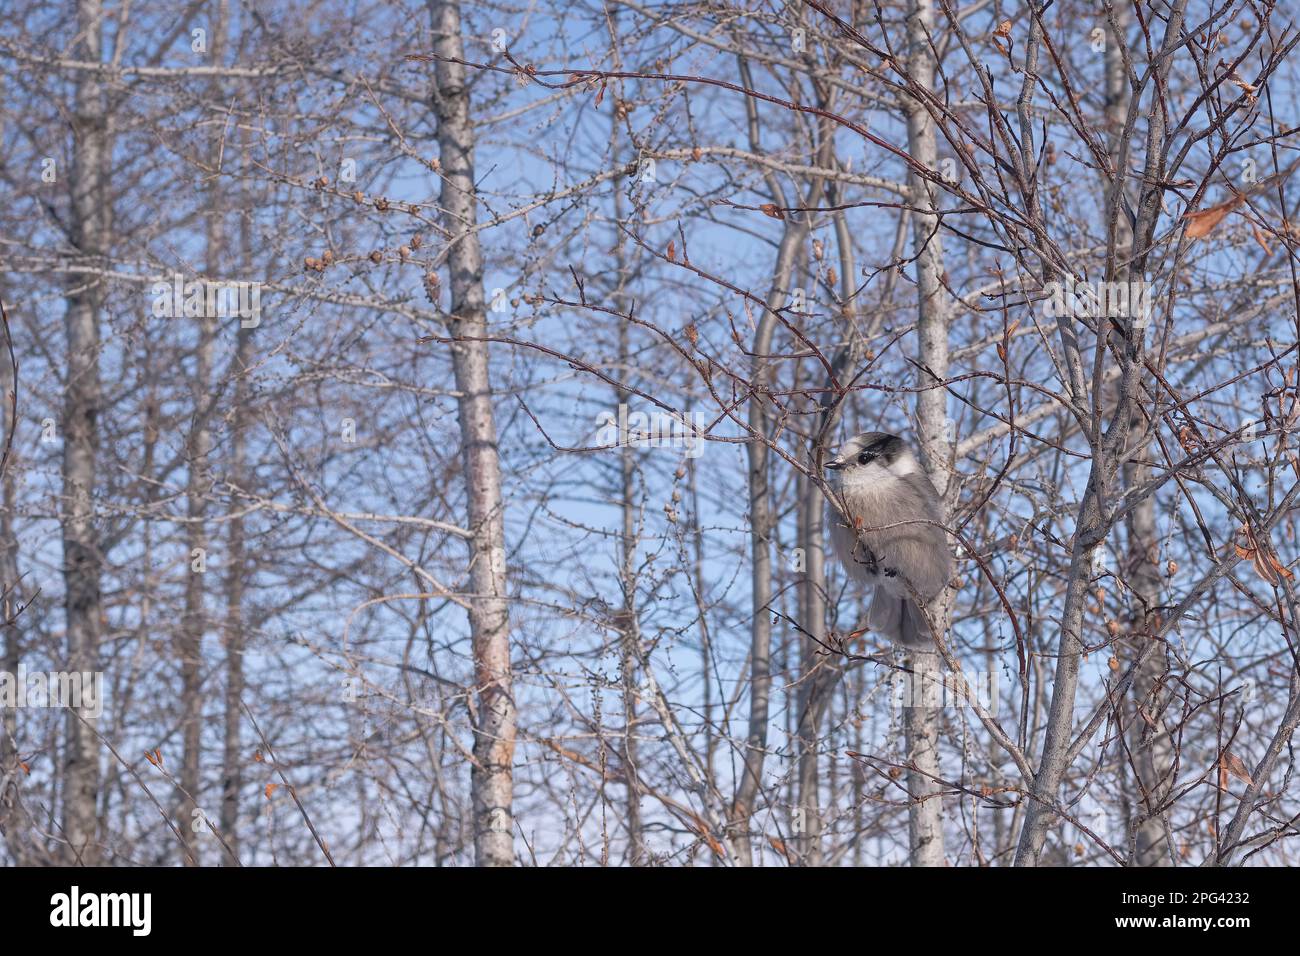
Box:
[869,590,933,649]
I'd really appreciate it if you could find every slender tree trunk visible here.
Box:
[852,667,866,865]
[179,1,230,865]
[606,103,645,862]
[1124,458,1172,866]
[613,266,644,864]
[1101,3,1171,866]
[430,0,515,867]
[180,327,212,864]
[60,0,110,866]
[795,154,864,866]
[730,217,805,864]
[616,417,644,864]
[218,113,256,866]
[0,298,26,865]
[729,57,833,863]
[1015,0,1189,867]
[903,0,949,868]
[1117,0,1186,866]
[220,324,252,863]
[794,475,829,865]
[690,458,716,818]
[1014,491,1108,865]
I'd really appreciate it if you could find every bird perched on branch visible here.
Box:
[825,432,952,648]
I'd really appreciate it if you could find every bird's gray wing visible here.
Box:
[827,503,879,584]
[887,473,953,598]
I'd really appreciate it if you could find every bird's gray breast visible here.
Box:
[834,473,951,598]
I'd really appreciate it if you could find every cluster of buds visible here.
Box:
[303,249,335,272]
[423,270,441,305]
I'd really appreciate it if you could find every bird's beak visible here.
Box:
[825,458,845,471]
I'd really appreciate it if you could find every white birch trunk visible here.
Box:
[903,0,949,869]
[431,0,515,867]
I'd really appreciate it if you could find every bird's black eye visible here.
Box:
[857,450,874,465]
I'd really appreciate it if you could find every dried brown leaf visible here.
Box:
[768,837,793,862]
[1228,72,1258,96]
[692,814,725,858]
[1251,548,1279,585]
[1267,552,1294,581]
[1252,225,1272,255]
[1219,751,1252,787]
[1184,196,1244,238]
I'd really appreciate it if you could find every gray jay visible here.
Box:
[825,432,952,648]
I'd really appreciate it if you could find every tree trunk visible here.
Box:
[612,204,645,865]
[1104,4,1171,867]
[430,0,515,867]
[794,473,830,865]
[219,327,251,863]
[903,0,949,869]
[617,413,644,864]
[796,161,862,867]
[218,116,254,865]
[179,1,231,865]
[60,0,110,866]
[730,216,805,864]
[0,294,27,865]
[1015,0,1189,866]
